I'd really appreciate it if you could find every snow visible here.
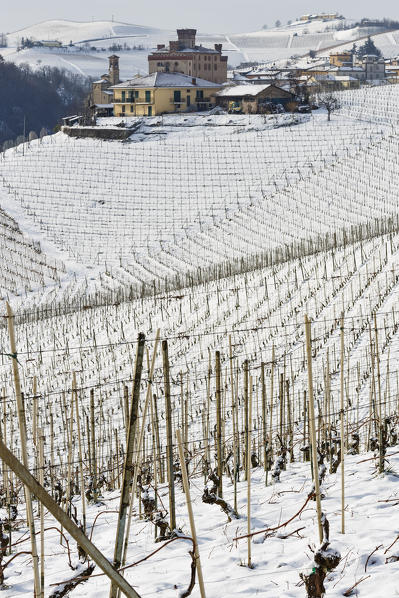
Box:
[2,72,399,598]
[4,18,399,77]
[3,443,399,596]
[7,19,166,46]
[111,72,221,88]
[217,84,275,96]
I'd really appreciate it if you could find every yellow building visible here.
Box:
[111,72,222,116]
[329,51,353,67]
[300,13,339,22]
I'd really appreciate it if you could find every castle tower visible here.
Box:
[108,55,120,86]
[177,29,196,49]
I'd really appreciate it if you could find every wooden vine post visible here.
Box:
[90,388,98,501]
[0,438,141,598]
[6,301,41,598]
[72,372,86,533]
[340,314,345,534]
[215,351,223,498]
[163,339,176,532]
[120,330,160,576]
[38,428,45,598]
[176,429,206,598]
[304,315,323,544]
[110,333,145,598]
[247,374,253,568]
[244,360,249,481]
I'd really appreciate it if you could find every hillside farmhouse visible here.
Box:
[299,13,340,21]
[111,72,221,116]
[216,84,297,113]
[148,29,228,84]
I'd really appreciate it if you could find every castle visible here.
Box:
[148,29,228,84]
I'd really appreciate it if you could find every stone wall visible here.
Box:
[62,127,132,140]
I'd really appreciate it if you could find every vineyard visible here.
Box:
[1,86,399,596]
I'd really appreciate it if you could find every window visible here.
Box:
[135,91,139,98]
[130,105,134,112]
[187,95,191,107]
[174,90,181,103]
[148,106,152,116]
[122,105,126,114]
[145,90,151,103]
[121,91,126,102]
[196,90,204,100]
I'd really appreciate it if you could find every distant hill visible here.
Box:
[2,17,399,78]
[7,19,165,46]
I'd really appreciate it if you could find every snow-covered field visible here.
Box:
[3,450,399,597]
[0,86,398,306]
[2,72,399,598]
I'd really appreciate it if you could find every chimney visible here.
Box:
[157,44,165,50]
[108,55,120,85]
[192,77,197,85]
[215,43,222,53]
[169,40,179,51]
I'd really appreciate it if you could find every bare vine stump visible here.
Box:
[300,514,340,598]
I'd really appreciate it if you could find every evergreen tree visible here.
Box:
[357,36,382,58]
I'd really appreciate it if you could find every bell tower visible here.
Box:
[108,55,120,85]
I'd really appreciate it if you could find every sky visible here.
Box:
[3,0,399,34]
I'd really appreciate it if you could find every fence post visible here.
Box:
[6,302,41,598]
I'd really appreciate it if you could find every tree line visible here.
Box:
[0,57,90,148]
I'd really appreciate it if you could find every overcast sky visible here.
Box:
[4,0,399,34]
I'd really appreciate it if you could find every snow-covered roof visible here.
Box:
[111,72,221,89]
[314,74,358,82]
[217,84,289,97]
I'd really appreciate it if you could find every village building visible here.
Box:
[362,55,386,80]
[111,72,221,116]
[299,13,340,22]
[386,57,399,82]
[33,39,63,48]
[216,84,297,114]
[148,29,228,84]
[307,74,361,90]
[329,51,353,67]
[89,55,120,117]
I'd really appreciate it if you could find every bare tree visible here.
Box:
[318,93,340,121]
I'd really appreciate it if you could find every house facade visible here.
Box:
[148,29,228,84]
[216,84,297,114]
[363,55,386,80]
[111,72,221,116]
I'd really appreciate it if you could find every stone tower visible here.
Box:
[108,55,120,86]
[177,29,197,49]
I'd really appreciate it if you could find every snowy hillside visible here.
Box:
[3,18,399,77]
[2,67,399,598]
[1,86,399,309]
[7,19,165,46]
